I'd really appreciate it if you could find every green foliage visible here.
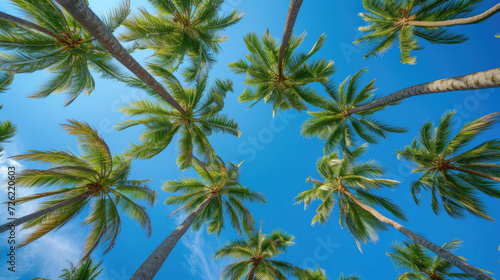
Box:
[388,240,475,279]
[230,30,335,115]
[13,120,157,260]
[32,258,103,280]
[295,145,405,251]
[397,111,500,220]
[214,226,305,279]
[0,0,129,105]
[299,266,363,280]
[0,119,16,153]
[164,157,265,236]
[301,69,406,160]
[120,0,243,81]
[117,67,240,170]
[355,0,483,64]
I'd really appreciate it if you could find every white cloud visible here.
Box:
[175,215,229,280]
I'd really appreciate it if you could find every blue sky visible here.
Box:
[0,0,499,279]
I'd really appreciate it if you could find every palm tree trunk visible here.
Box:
[348,68,500,114]
[130,195,215,280]
[342,190,493,280]
[52,0,186,114]
[408,3,500,27]
[278,0,303,79]
[247,263,257,280]
[0,193,88,233]
[0,11,62,40]
[449,166,500,182]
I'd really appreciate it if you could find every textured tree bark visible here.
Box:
[247,263,257,280]
[408,3,500,27]
[278,0,303,79]
[349,68,500,114]
[130,195,215,280]
[342,190,494,280]
[52,0,186,114]
[0,193,88,233]
[449,166,500,182]
[0,11,62,40]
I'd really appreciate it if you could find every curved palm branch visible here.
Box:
[2,120,156,260]
[295,144,405,251]
[116,67,240,170]
[354,0,496,64]
[388,240,480,279]
[302,69,406,160]
[300,266,363,280]
[230,30,335,115]
[215,226,305,280]
[397,111,500,220]
[32,258,103,280]
[0,119,17,153]
[0,0,129,105]
[120,0,243,81]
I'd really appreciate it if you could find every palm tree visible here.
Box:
[130,157,266,280]
[0,0,131,105]
[52,0,185,113]
[229,30,335,115]
[347,68,500,115]
[278,0,304,80]
[116,67,240,170]
[32,258,103,280]
[0,71,13,93]
[388,240,487,279]
[301,69,406,160]
[120,0,243,81]
[354,0,500,64]
[300,266,362,280]
[0,120,157,260]
[294,145,492,280]
[0,119,16,154]
[215,226,305,280]
[397,111,500,220]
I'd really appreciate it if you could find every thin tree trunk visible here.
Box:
[449,166,500,182]
[52,0,186,114]
[408,3,500,27]
[348,68,500,114]
[130,195,215,280]
[278,0,303,79]
[342,190,493,280]
[0,193,88,233]
[0,11,62,40]
[247,263,257,280]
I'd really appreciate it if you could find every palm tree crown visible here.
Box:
[355,0,483,64]
[397,111,500,220]
[301,69,406,159]
[13,120,157,259]
[229,30,335,115]
[120,0,242,79]
[0,0,129,105]
[295,145,406,250]
[164,157,266,235]
[388,240,477,279]
[214,226,304,279]
[117,66,240,170]
[32,258,103,280]
[300,266,362,280]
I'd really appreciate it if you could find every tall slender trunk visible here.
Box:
[408,3,500,27]
[130,195,215,280]
[0,11,62,40]
[449,166,500,182]
[278,0,303,79]
[348,68,500,114]
[0,193,88,233]
[52,0,186,114]
[341,190,493,280]
[247,263,257,280]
